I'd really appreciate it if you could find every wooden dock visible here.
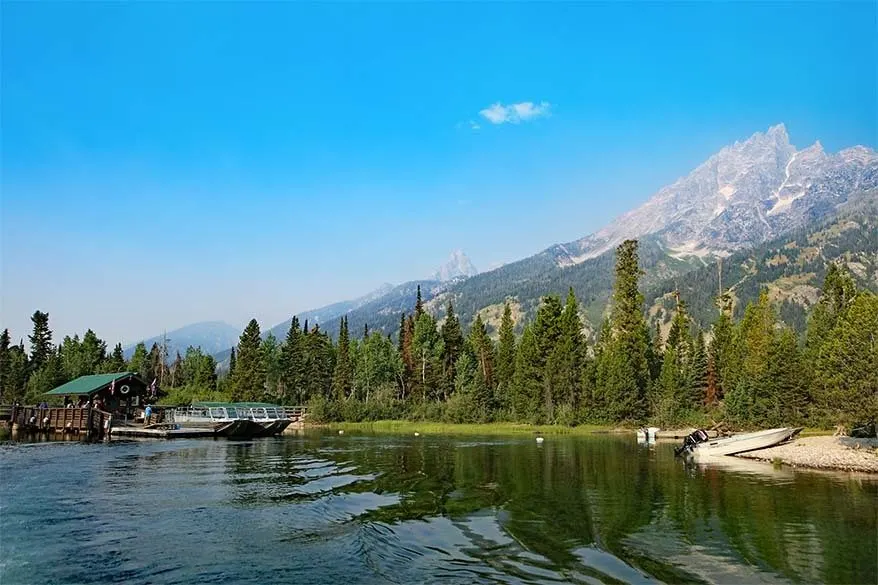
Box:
[2,405,110,438]
[1,404,309,440]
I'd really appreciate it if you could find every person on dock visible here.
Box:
[144,404,152,425]
[63,396,71,408]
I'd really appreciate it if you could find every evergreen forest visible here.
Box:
[2,239,876,431]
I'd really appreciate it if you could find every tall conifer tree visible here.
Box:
[28,310,53,369]
[468,314,495,394]
[596,240,650,422]
[415,286,424,319]
[281,316,304,404]
[0,329,11,400]
[495,302,516,412]
[331,317,353,400]
[232,319,265,402]
[440,302,464,399]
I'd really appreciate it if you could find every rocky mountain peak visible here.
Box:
[550,124,877,266]
[432,250,478,282]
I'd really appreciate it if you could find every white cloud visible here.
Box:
[469,120,481,130]
[479,101,551,125]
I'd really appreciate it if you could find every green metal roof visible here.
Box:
[193,401,281,409]
[45,372,143,396]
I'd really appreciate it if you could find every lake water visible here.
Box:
[1,431,875,585]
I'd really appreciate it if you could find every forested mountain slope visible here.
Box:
[646,191,878,332]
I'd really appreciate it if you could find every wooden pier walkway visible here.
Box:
[1,405,110,437]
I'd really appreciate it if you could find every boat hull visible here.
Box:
[255,420,291,436]
[692,427,802,458]
[214,419,265,439]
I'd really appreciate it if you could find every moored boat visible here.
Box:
[678,427,803,458]
[188,402,292,437]
[169,405,265,438]
[636,426,660,441]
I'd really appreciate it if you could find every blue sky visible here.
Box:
[2,2,876,345]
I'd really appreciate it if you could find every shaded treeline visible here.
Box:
[2,239,875,428]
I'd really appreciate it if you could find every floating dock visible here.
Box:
[110,425,217,439]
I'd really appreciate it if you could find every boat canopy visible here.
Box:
[192,401,282,409]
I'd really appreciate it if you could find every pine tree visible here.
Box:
[331,317,353,400]
[725,291,775,425]
[129,342,149,379]
[811,292,878,428]
[26,351,63,400]
[0,329,9,401]
[6,342,30,403]
[28,310,53,369]
[468,313,494,393]
[108,343,126,372]
[412,313,444,401]
[512,324,543,423]
[666,294,692,359]
[764,328,806,426]
[649,321,663,382]
[440,302,464,400]
[399,314,415,400]
[170,351,184,387]
[303,325,335,400]
[806,264,857,355]
[495,302,516,413]
[655,294,694,423]
[596,240,651,422]
[228,347,237,378]
[415,285,424,319]
[80,329,107,375]
[545,288,584,422]
[280,316,304,405]
[354,331,400,401]
[689,331,708,406]
[261,332,282,400]
[232,319,265,402]
[707,293,734,403]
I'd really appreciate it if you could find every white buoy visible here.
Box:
[535,436,544,443]
[338,430,344,435]
[414,432,420,437]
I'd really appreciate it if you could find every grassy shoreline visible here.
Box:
[322,420,628,435]
[317,421,838,437]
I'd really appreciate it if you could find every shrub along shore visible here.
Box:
[324,420,625,436]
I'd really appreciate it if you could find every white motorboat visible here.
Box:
[679,427,802,458]
[636,427,660,441]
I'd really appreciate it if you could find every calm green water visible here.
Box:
[0,432,875,585]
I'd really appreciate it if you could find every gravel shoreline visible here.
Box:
[737,435,878,473]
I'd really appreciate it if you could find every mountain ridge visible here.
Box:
[130,124,876,359]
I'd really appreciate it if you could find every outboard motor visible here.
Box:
[675,429,710,457]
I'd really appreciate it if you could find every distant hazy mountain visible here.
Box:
[431,250,478,281]
[212,282,405,366]
[550,124,877,266]
[264,282,395,340]
[124,321,240,359]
